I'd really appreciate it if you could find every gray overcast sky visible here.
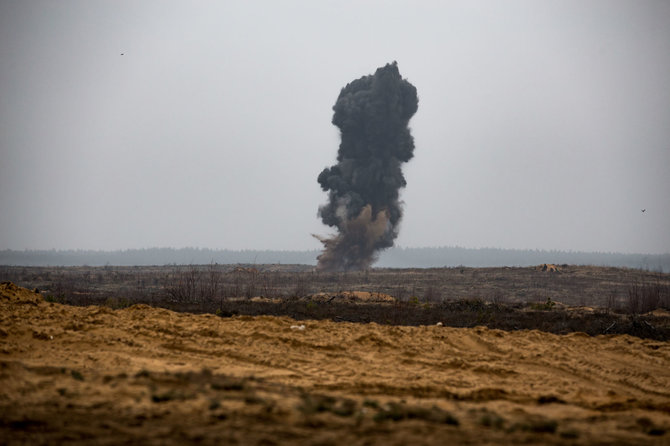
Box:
[1,0,669,254]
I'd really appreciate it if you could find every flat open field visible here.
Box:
[2,264,670,338]
[2,263,669,308]
[2,279,670,445]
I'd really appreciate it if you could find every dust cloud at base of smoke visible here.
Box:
[315,205,389,271]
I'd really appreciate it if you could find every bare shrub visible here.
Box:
[628,283,640,314]
[244,282,257,299]
[260,273,280,299]
[662,284,670,309]
[490,289,507,307]
[641,283,660,313]
[606,290,619,314]
[628,278,669,314]
[165,267,201,303]
[290,276,310,298]
[199,264,222,301]
[393,286,408,302]
[423,285,441,303]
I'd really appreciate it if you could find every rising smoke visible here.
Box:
[315,62,418,271]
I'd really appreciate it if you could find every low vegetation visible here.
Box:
[1,264,669,339]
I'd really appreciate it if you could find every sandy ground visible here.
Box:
[1,282,669,445]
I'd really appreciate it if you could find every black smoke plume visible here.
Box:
[315,62,418,271]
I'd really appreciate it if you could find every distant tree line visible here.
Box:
[0,247,668,272]
[0,248,319,267]
[377,247,670,272]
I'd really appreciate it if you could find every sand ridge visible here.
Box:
[1,282,669,445]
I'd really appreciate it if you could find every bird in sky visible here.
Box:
[641,209,646,213]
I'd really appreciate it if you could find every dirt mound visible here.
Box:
[536,263,560,272]
[239,291,395,304]
[0,281,43,305]
[649,308,670,317]
[1,284,669,445]
[310,290,396,303]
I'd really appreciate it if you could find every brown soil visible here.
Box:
[2,282,669,445]
[536,264,560,273]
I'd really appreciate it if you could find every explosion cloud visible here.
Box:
[316,62,418,271]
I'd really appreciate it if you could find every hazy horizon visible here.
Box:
[3,246,669,272]
[2,1,669,255]
[2,244,668,256]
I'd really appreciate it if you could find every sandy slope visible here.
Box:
[1,282,669,445]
